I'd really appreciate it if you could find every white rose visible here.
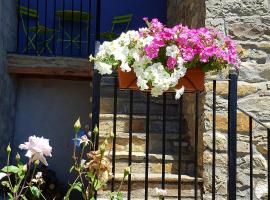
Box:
[19,135,52,166]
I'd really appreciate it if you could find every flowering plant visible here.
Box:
[64,119,130,200]
[90,18,240,99]
[0,136,52,200]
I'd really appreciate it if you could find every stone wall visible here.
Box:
[167,0,206,28]
[0,0,17,165]
[204,0,270,199]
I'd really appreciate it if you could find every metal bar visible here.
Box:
[26,0,30,53]
[145,92,150,200]
[35,0,38,55]
[71,0,74,55]
[212,80,217,200]
[267,129,270,196]
[87,0,92,55]
[162,93,167,191]
[95,0,101,42]
[228,73,238,200]
[79,0,83,56]
[44,0,48,55]
[53,0,56,55]
[178,96,183,200]
[61,0,65,55]
[194,92,199,199]
[128,90,133,200]
[111,76,117,192]
[17,0,21,52]
[249,116,253,200]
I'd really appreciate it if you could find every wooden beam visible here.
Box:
[7,54,93,79]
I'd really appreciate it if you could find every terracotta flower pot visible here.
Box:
[117,67,205,92]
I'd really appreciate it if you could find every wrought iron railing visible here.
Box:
[91,71,270,199]
[16,0,98,58]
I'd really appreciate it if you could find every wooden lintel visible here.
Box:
[7,54,93,79]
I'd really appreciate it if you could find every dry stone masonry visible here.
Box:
[204,0,270,199]
[168,0,270,199]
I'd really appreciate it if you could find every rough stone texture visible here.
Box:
[204,0,270,199]
[167,0,206,28]
[0,0,17,165]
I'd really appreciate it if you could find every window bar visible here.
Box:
[53,0,56,55]
[145,92,150,200]
[87,0,91,55]
[249,116,253,200]
[44,0,48,55]
[212,80,217,200]
[267,129,270,196]
[35,0,38,55]
[162,93,167,192]
[26,0,30,53]
[194,92,199,199]
[61,0,65,55]
[111,76,118,192]
[71,0,74,55]
[79,0,83,56]
[17,0,21,52]
[178,96,183,200]
[128,90,134,200]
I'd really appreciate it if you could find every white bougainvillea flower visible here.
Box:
[175,86,185,100]
[0,173,7,181]
[155,187,167,197]
[19,135,52,166]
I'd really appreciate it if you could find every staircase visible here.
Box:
[92,79,203,199]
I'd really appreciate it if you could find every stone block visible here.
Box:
[205,81,258,98]
[206,112,253,134]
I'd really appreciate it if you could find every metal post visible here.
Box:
[91,0,101,150]
[228,72,238,200]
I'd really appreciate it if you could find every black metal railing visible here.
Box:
[91,71,270,199]
[16,0,97,58]
[92,73,205,199]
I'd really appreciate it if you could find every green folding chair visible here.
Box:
[100,14,133,41]
[19,6,54,55]
[55,10,91,51]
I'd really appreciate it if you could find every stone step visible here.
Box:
[105,151,195,176]
[99,131,192,154]
[106,151,194,163]
[98,97,182,116]
[96,96,195,116]
[91,114,181,133]
[97,174,203,199]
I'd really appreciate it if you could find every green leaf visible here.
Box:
[30,186,41,198]
[86,172,94,180]
[1,181,12,190]
[8,193,14,200]
[2,166,20,173]
[73,182,82,192]
[21,195,28,200]
[93,179,102,191]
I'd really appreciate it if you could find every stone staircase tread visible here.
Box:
[107,151,193,161]
[99,131,182,140]
[112,173,203,183]
[90,113,179,120]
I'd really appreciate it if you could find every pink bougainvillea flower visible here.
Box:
[19,135,52,166]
